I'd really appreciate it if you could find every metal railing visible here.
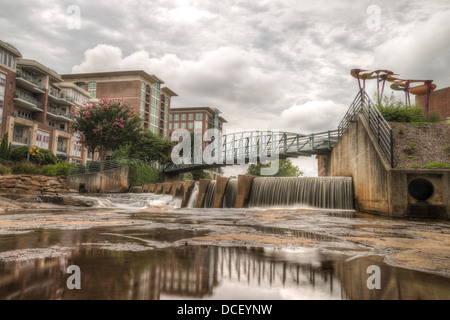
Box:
[47,106,73,119]
[17,71,38,84]
[163,129,339,173]
[14,90,44,109]
[338,89,394,168]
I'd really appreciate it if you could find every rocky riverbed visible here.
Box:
[0,193,449,300]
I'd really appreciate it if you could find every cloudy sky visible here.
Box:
[1,0,449,176]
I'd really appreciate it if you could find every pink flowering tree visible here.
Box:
[70,98,141,163]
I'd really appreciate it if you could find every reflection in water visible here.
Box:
[1,245,449,300]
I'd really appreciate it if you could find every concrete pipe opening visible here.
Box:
[408,178,434,201]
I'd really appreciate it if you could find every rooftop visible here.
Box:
[61,70,165,85]
[0,40,22,58]
[171,106,227,123]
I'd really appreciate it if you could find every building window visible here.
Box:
[188,122,193,129]
[188,113,194,120]
[0,49,16,70]
[169,123,172,129]
[174,123,179,129]
[88,81,97,97]
[181,114,186,121]
[194,121,202,130]
[169,114,172,121]
[36,130,50,149]
[181,123,186,129]
[174,114,179,121]
[195,113,203,120]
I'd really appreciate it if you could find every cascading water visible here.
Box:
[186,182,199,208]
[223,179,238,208]
[203,180,217,208]
[247,177,354,210]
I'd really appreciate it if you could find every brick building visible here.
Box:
[415,87,450,120]
[169,107,227,179]
[0,40,93,164]
[168,106,227,138]
[61,71,178,138]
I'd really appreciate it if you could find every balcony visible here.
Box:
[14,91,44,112]
[16,72,45,94]
[13,111,37,123]
[47,105,73,121]
[48,88,74,106]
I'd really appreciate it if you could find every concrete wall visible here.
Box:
[66,166,130,193]
[322,115,449,219]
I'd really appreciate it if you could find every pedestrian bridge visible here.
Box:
[163,88,394,174]
[163,129,340,174]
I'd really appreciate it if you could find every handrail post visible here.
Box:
[328,130,331,149]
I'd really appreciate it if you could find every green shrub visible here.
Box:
[0,164,11,175]
[425,112,441,123]
[10,146,57,165]
[421,162,450,169]
[377,104,425,122]
[128,161,163,187]
[11,162,42,175]
[41,161,72,176]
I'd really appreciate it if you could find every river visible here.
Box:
[0,192,449,300]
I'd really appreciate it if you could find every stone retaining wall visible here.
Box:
[0,175,71,195]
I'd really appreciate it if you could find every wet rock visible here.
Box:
[38,195,95,207]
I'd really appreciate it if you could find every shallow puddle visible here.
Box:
[0,244,449,300]
[0,193,449,300]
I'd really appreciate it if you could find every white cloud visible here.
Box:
[372,10,450,87]
[278,100,348,133]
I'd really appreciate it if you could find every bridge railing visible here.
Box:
[338,89,394,168]
[163,130,339,173]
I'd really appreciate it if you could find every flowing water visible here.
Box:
[248,177,354,209]
[0,188,449,300]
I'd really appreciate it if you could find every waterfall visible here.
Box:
[247,177,354,210]
[203,180,217,208]
[186,182,199,208]
[223,179,238,208]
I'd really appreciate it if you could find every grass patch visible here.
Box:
[421,162,450,169]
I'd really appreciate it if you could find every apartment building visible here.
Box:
[168,107,227,138]
[61,71,178,139]
[0,40,93,164]
[168,107,227,179]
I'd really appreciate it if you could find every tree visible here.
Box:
[113,131,174,164]
[0,132,11,161]
[70,98,141,162]
[247,158,303,177]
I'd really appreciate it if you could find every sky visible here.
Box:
[1,0,449,176]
